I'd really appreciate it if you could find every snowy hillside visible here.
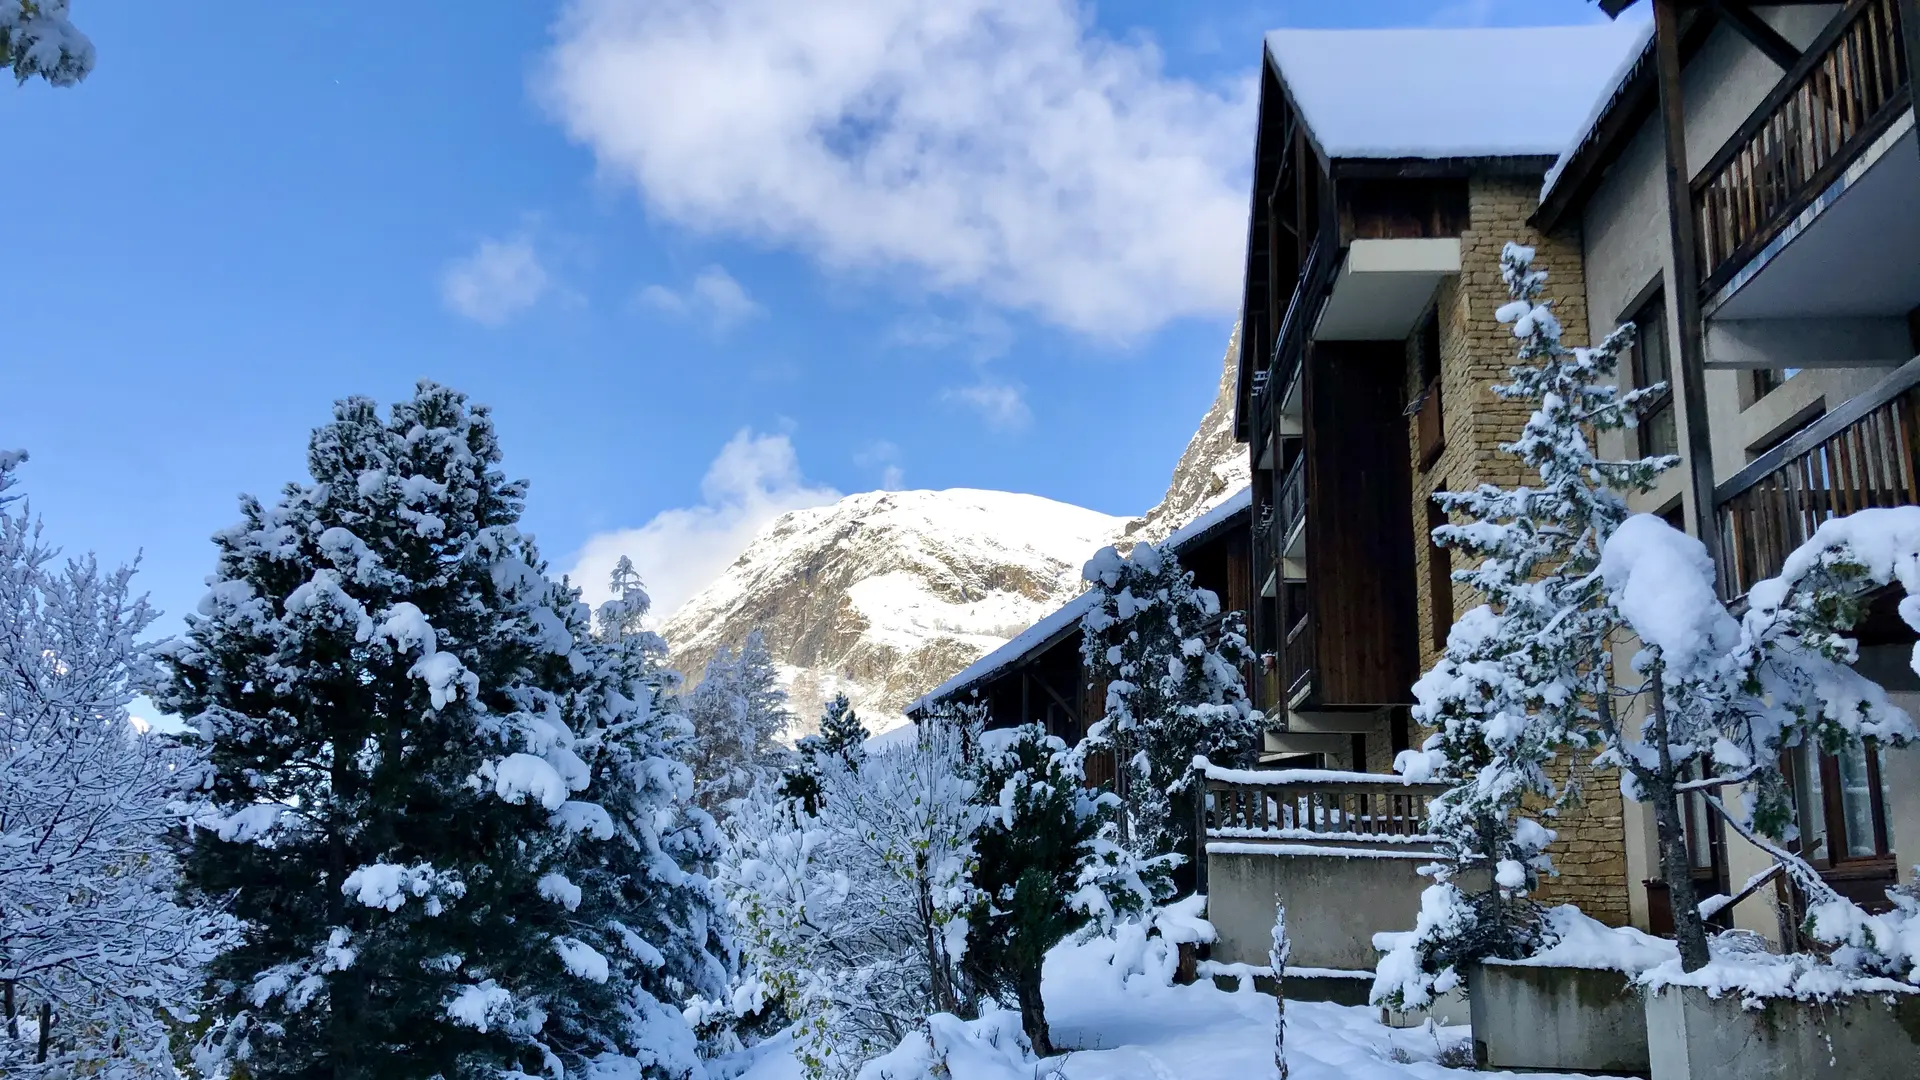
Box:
[662,325,1247,735]
[660,489,1126,733]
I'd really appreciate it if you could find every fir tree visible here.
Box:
[161,383,724,1080]
[1376,241,1674,1006]
[683,631,791,813]
[780,693,868,813]
[960,724,1158,1056]
[2,1,92,86]
[1079,541,1258,872]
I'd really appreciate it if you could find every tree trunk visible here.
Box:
[1015,967,1053,1057]
[1647,669,1712,971]
[35,1001,50,1064]
[1275,989,1288,1080]
[917,865,958,1015]
[5,979,15,1041]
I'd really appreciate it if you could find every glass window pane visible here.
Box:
[1644,401,1679,459]
[1837,743,1880,858]
[1800,749,1829,864]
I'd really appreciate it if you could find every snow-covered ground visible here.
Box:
[729,934,1632,1080]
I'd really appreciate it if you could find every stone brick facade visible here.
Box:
[1402,176,1632,926]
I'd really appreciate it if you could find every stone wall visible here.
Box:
[1403,175,1632,926]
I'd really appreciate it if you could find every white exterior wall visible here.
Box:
[1571,5,1914,943]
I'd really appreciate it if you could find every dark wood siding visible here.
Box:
[1303,340,1418,706]
[1337,178,1470,242]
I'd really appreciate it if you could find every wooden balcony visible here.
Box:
[1693,0,1911,295]
[1203,769,1445,846]
[1717,356,1920,598]
[1277,453,1308,560]
[1282,613,1314,705]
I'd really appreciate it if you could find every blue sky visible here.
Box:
[2,0,1611,661]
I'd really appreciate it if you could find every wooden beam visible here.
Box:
[1902,0,1920,174]
[1653,0,1726,584]
[1709,0,1802,69]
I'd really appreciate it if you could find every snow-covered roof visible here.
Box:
[1263,23,1651,161]
[907,487,1253,715]
[1161,485,1253,552]
[1539,18,1655,203]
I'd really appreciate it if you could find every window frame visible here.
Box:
[1627,291,1678,459]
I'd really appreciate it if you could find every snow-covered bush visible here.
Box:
[1378,240,1672,1007]
[1080,540,1258,869]
[0,451,237,1078]
[960,724,1162,1055]
[720,707,985,1078]
[161,383,727,1079]
[2,0,92,86]
[684,630,793,813]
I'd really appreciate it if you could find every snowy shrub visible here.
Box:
[720,708,985,1078]
[0,452,238,1079]
[1377,240,1672,1007]
[960,723,1162,1055]
[1079,540,1258,871]
[161,384,728,1080]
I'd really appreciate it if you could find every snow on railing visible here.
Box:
[1195,756,1444,846]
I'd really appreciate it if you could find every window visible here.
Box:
[1793,741,1896,869]
[1426,493,1453,650]
[1628,295,1678,458]
[1750,367,1802,400]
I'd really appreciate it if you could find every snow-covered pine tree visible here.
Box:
[1,0,92,86]
[161,383,725,1080]
[779,693,868,813]
[1375,241,1674,1007]
[720,703,985,1078]
[961,724,1160,1056]
[1079,541,1258,871]
[1597,510,1920,974]
[683,630,792,813]
[0,452,237,1078]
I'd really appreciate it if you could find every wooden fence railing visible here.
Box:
[1716,357,1920,597]
[1693,0,1910,293]
[1202,767,1445,844]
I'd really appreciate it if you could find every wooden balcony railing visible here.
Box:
[1693,0,1910,294]
[1263,238,1330,421]
[1202,767,1445,844]
[1282,613,1314,703]
[1717,356,1920,598]
[1277,453,1308,548]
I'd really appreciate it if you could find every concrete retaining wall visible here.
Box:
[1205,843,1431,972]
[1646,985,1920,1080]
[1470,963,1649,1075]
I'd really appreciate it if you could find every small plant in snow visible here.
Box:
[1079,540,1258,871]
[1269,904,1291,1080]
[1378,241,1673,1007]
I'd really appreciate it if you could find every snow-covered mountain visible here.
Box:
[660,327,1246,734]
[659,490,1125,733]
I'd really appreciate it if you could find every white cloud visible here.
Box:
[567,430,840,622]
[639,264,764,330]
[538,0,1253,339]
[853,439,905,490]
[442,236,553,326]
[944,379,1031,432]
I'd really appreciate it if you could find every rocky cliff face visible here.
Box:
[660,327,1248,734]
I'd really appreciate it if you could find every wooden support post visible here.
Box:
[1901,0,1920,162]
[1709,0,1803,69]
[1653,0,1727,582]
